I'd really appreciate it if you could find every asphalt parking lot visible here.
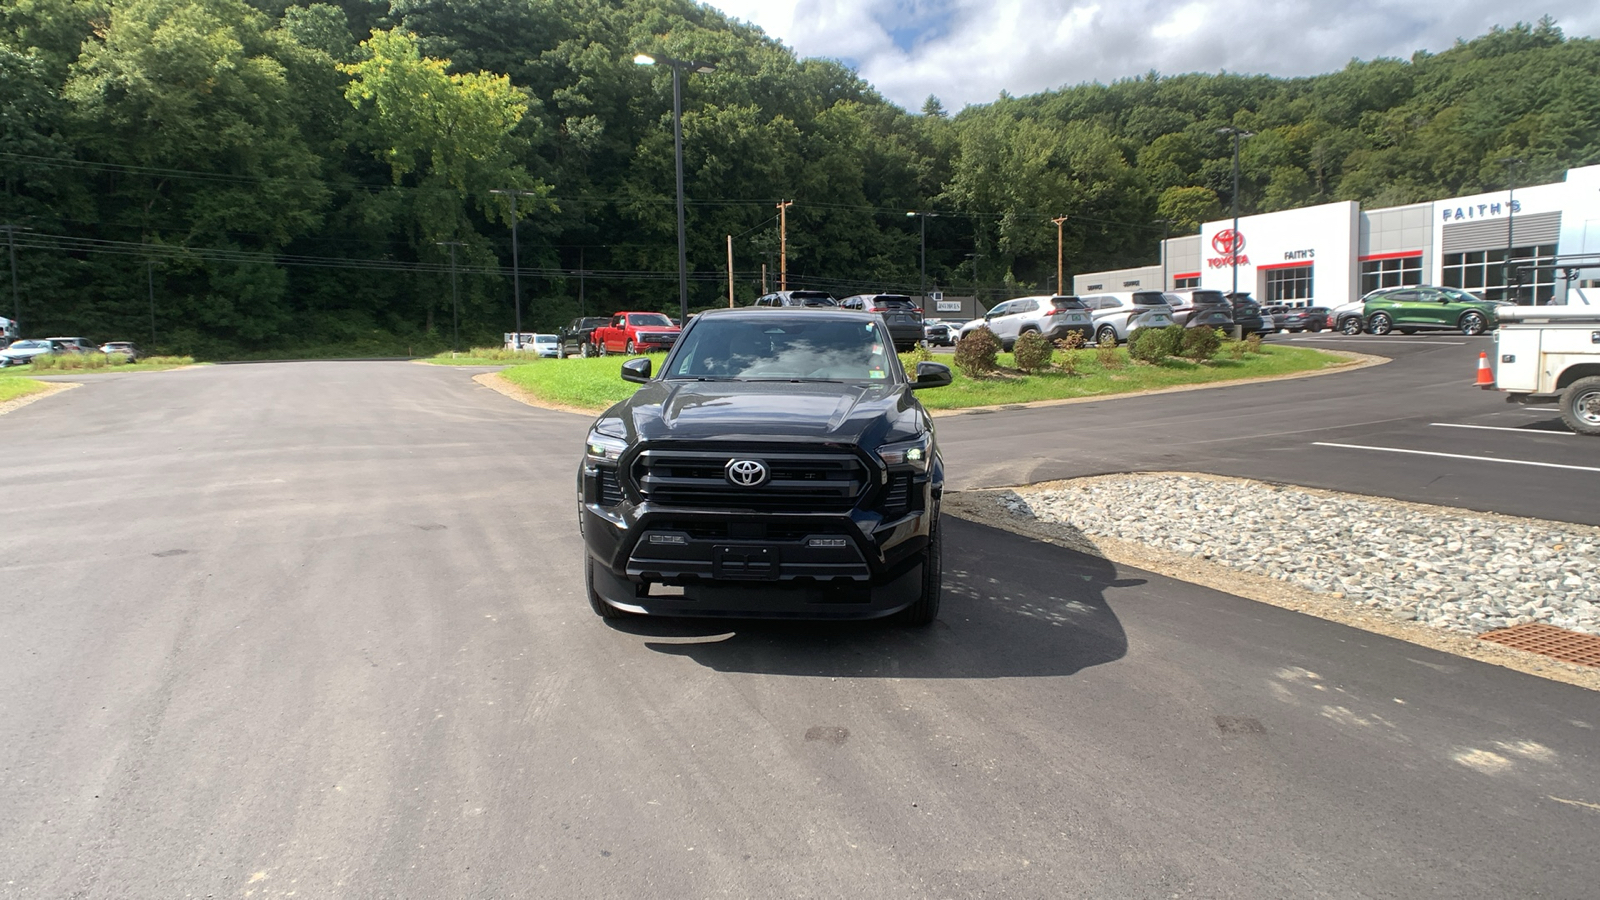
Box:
[1,354,1597,898]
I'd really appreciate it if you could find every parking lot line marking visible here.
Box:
[1430,423,1574,436]
[1311,442,1600,472]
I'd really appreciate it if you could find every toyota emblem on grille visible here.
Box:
[725,459,769,487]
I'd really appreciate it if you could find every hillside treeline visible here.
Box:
[1,0,1596,356]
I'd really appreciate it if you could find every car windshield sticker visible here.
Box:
[869,370,886,379]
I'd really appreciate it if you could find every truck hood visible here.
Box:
[614,379,924,446]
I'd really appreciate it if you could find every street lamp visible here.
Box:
[634,52,716,325]
[907,210,938,302]
[1500,157,1524,303]
[435,241,463,354]
[490,188,539,347]
[1217,126,1254,297]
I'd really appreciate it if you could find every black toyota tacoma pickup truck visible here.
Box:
[560,316,611,358]
[577,307,952,623]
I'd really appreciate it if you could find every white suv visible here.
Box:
[957,295,1095,349]
[1078,292,1175,346]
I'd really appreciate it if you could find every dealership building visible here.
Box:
[1074,164,1600,306]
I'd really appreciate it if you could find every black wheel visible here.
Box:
[585,556,629,619]
[1459,311,1487,336]
[901,507,942,625]
[1308,322,1323,332]
[1560,376,1600,436]
[1368,312,1393,335]
[1340,317,1363,335]
[1095,325,1118,347]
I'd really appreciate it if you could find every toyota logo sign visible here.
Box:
[725,459,770,487]
[1212,229,1244,255]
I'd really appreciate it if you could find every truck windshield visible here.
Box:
[628,314,674,327]
[667,318,898,382]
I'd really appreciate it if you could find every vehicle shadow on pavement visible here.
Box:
[619,517,1132,679]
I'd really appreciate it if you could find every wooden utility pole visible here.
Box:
[776,200,793,290]
[1051,215,1069,294]
[726,234,734,307]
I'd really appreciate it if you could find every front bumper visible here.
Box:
[578,460,936,619]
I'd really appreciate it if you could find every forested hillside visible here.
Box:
[1,0,1595,356]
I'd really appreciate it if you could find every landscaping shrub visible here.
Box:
[1179,327,1224,361]
[953,325,1000,377]
[1225,338,1249,360]
[1095,338,1124,369]
[1012,330,1053,373]
[32,352,110,371]
[1128,324,1183,363]
[1055,331,1086,375]
[909,342,934,364]
[144,355,196,366]
[1244,332,1264,354]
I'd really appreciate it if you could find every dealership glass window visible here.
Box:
[1441,243,1557,303]
[1173,275,1199,289]
[1360,256,1422,294]
[1264,265,1314,303]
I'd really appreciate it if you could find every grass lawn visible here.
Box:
[494,344,1355,413]
[425,348,551,366]
[0,375,50,403]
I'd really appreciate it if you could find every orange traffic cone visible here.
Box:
[1475,351,1494,388]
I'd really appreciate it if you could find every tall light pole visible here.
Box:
[907,210,937,302]
[490,189,538,347]
[2,224,28,335]
[635,52,716,324]
[435,241,463,354]
[1050,215,1069,294]
[1217,126,1254,297]
[1501,157,1523,303]
[1154,218,1175,290]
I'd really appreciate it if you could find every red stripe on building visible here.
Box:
[1359,250,1423,262]
[1257,261,1315,272]
[1172,271,1200,280]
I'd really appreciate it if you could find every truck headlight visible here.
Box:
[585,429,629,461]
[878,434,931,472]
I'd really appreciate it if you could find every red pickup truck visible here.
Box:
[591,311,681,355]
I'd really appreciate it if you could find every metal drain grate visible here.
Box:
[1479,624,1600,668]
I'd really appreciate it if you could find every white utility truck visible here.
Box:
[1489,306,1600,435]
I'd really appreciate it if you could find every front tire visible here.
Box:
[1095,325,1118,347]
[901,508,942,625]
[625,339,636,355]
[1459,311,1487,336]
[1560,376,1600,436]
[586,556,629,619]
[1368,312,1394,335]
[1340,317,1363,335]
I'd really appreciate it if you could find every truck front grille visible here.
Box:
[632,449,867,511]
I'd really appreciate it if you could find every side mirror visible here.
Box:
[620,357,652,384]
[910,361,953,390]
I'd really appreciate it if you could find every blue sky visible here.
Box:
[705,1,1598,111]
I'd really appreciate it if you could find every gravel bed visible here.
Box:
[1002,474,1600,636]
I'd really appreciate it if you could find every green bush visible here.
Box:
[953,325,1000,377]
[909,342,934,364]
[1095,339,1124,370]
[1179,327,1224,361]
[1128,324,1183,363]
[1225,338,1249,360]
[32,352,110,371]
[1244,332,1264,354]
[1055,330,1086,375]
[144,355,196,366]
[1012,330,1054,373]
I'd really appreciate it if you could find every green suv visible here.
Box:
[1361,286,1506,336]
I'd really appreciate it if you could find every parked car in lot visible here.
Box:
[752,290,838,308]
[47,336,96,353]
[592,312,681,355]
[1362,285,1508,336]
[577,307,949,622]
[1262,305,1329,333]
[1223,293,1272,335]
[531,334,561,358]
[100,341,139,361]
[1077,291,1176,346]
[0,339,62,367]
[923,320,954,346]
[1329,300,1366,334]
[838,293,924,350]
[957,295,1095,349]
[560,316,610,357]
[1161,289,1233,327]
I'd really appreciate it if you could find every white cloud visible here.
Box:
[706,0,1599,110]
